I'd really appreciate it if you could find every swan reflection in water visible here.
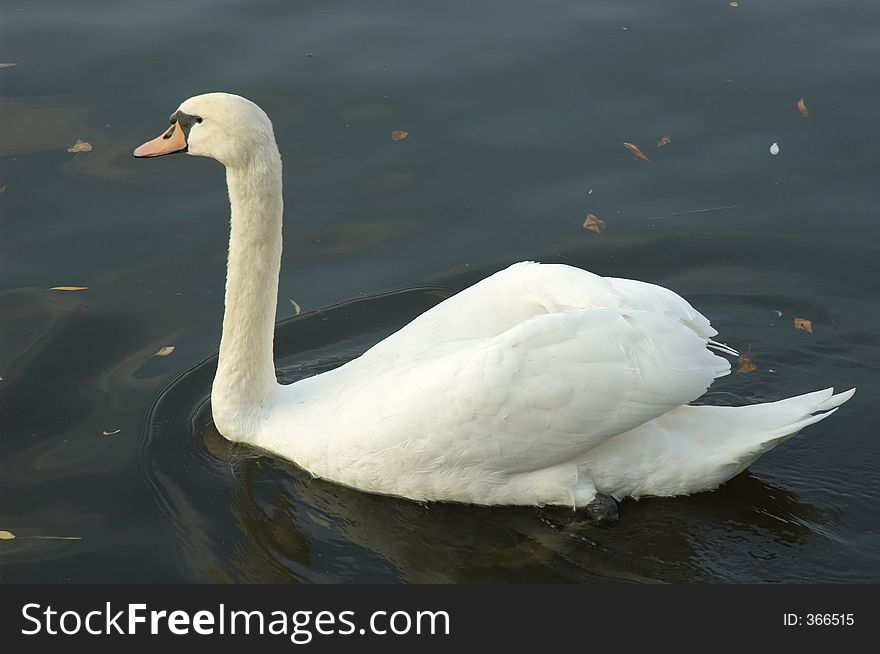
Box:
[144,289,836,583]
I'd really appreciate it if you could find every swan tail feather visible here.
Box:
[726,387,855,457]
[707,339,740,357]
[580,387,855,499]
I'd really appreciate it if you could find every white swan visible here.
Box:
[134,93,854,518]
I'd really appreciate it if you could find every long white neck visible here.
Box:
[211,148,283,439]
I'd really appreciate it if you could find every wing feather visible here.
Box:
[351,306,728,476]
[359,262,719,366]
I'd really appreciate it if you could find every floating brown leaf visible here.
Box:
[797,97,810,118]
[736,354,757,374]
[390,130,409,141]
[794,317,813,333]
[656,135,671,149]
[582,212,606,234]
[735,344,757,374]
[623,142,650,161]
[49,286,88,291]
[154,346,175,357]
[289,299,302,316]
[102,429,122,436]
[66,139,93,153]
[0,530,15,540]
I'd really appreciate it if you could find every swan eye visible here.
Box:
[171,110,201,131]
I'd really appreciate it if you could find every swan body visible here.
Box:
[135,93,854,509]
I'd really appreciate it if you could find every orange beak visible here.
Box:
[133,122,188,158]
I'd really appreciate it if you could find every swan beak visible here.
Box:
[133,123,188,158]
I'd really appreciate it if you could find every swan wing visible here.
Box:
[342,306,729,476]
[360,262,718,364]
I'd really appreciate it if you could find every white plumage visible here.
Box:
[135,93,854,511]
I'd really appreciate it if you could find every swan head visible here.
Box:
[133,92,277,167]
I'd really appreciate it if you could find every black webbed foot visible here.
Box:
[582,493,619,525]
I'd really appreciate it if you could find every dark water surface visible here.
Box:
[1,0,878,582]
